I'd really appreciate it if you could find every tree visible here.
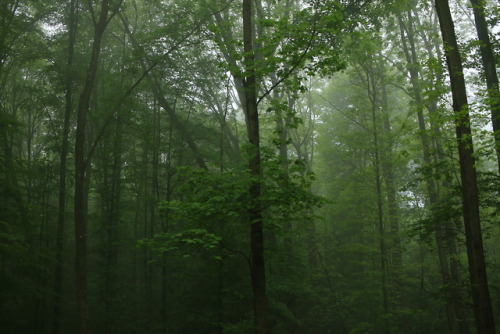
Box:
[468,0,500,174]
[52,2,78,334]
[1,1,499,333]
[242,0,267,332]
[433,0,496,333]
[396,4,470,333]
[74,0,122,332]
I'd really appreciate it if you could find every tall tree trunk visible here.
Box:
[397,9,471,334]
[141,141,154,322]
[380,83,405,333]
[434,1,496,333]
[74,1,114,333]
[469,0,500,174]
[367,69,389,327]
[52,1,78,333]
[102,114,123,333]
[243,0,267,333]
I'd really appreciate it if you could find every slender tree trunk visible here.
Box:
[52,1,77,333]
[74,1,113,333]
[243,0,266,333]
[434,1,496,333]
[426,12,472,334]
[102,114,123,333]
[102,28,129,333]
[367,72,389,327]
[373,128,389,321]
[139,142,154,322]
[469,0,500,174]
[398,10,471,333]
[380,83,405,332]
[151,84,208,171]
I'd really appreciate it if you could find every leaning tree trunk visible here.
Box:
[469,0,500,175]
[434,1,496,333]
[242,0,267,333]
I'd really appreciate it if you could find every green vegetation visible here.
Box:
[0,0,499,333]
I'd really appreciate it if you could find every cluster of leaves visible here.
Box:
[261,146,323,226]
[408,192,462,245]
[138,228,222,260]
[260,0,348,79]
[138,145,323,258]
[477,171,500,230]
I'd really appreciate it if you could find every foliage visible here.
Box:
[1,0,500,333]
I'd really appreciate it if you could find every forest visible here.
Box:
[0,0,499,333]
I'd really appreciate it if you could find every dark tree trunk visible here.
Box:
[102,114,123,333]
[243,0,267,333]
[74,1,113,333]
[434,1,496,333]
[52,1,78,334]
[469,0,500,174]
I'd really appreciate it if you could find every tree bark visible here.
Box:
[243,0,267,333]
[469,0,500,174]
[397,9,470,334]
[74,1,113,333]
[366,67,390,328]
[434,1,496,333]
[380,83,405,333]
[52,1,78,333]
